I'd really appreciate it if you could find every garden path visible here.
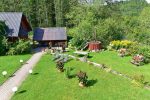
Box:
[0,51,45,100]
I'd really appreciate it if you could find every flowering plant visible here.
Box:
[131,54,144,66]
[56,61,64,72]
[77,71,88,87]
[118,48,127,57]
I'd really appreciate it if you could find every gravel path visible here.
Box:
[0,52,45,100]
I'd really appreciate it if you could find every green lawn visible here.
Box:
[89,51,150,82]
[0,54,31,85]
[12,54,150,100]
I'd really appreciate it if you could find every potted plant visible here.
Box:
[56,61,64,72]
[76,71,88,87]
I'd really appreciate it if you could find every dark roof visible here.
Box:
[0,12,31,37]
[33,27,67,41]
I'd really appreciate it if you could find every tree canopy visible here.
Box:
[0,0,149,48]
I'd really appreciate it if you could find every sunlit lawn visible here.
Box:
[89,50,150,82]
[0,54,31,85]
[12,54,150,100]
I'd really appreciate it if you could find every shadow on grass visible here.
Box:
[69,74,76,79]
[32,72,39,75]
[77,54,93,59]
[64,67,74,71]
[66,58,73,63]
[76,54,83,57]
[9,74,15,77]
[87,79,97,87]
[18,90,27,94]
[87,55,93,58]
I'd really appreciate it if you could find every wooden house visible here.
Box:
[33,27,67,49]
[0,12,32,42]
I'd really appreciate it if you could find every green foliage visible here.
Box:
[67,3,124,48]
[16,40,31,54]
[128,43,139,55]
[108,40,136,50]
[0,37,8,55]
[138,46,150,64]
[52,51,61,61]
[69,19,93,47]
[96,18,124,47]
[66,0,149,49]
[136,6,150,46]
[52,51,69,63]
[129,45,150,64]
[0,21,7,55]
[0,0,77,27]
[118,0,148,16]
[7,40,31,55]
[132,74,146,87]
[64,67,71,79]
[109,40,150,64]
[7,48,16,55]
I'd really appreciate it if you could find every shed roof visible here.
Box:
[33,27,67,41]
[0,12,31,37]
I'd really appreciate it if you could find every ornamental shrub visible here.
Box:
[138,46,150,64]
[65,67,71,79]
[56,61,64,72]
[76,71,88,87]
[131,54,144,66]
[0,21,7,55]
[7,39,31,55]
[15,39,31,54]
[132,74,145,87]
[108,40,136,50]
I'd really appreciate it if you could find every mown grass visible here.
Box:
[0,54,31,85]
[89,50,150,82]
[12,54,150,100]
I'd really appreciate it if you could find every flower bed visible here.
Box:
[131,54,144,66]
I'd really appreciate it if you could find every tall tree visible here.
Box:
[0,21,7,55]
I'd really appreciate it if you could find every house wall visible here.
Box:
[38,40,67,48]
[7,37,18,42]
[18,17,31,39]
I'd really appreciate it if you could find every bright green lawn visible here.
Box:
[0,54,31,85]
[12,54,150,100]
[89,51,150,82]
